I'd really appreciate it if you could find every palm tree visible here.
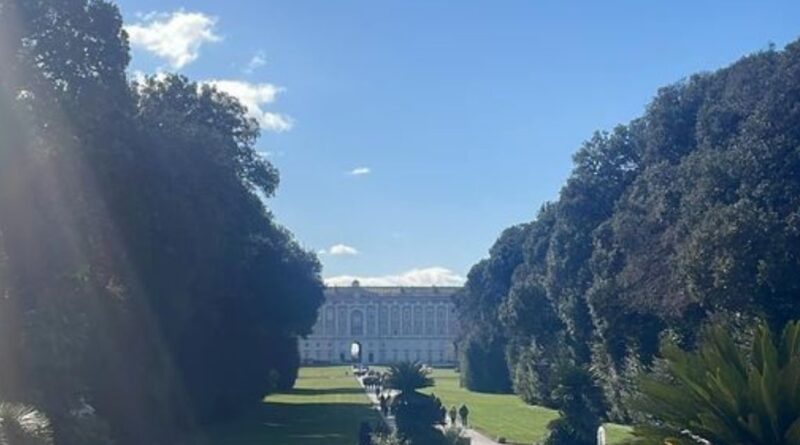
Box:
[634,320,800,445]
[0,402,54,445]
[385,362,443,442]
[384,362,434,395]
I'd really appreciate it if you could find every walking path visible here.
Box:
[442,417,500,445]
[357,375,397,432]
[356,374,500,445]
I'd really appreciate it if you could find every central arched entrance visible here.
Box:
[350,341,362,363]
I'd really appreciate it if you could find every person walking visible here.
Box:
[379,395,388,417]
[448,405,457,426]
[458,404,470,427]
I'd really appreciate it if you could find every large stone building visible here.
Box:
[300,282,460,365]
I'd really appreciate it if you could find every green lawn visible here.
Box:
[199,366,633,445]
[421,368,633,445]
[201,366,380,445]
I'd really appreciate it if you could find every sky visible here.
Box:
[115,0,800,286]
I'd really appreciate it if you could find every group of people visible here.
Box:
[357,369,471,429]
[448,404,470,427]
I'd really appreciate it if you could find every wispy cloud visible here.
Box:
[202,79,293,132]
[244,51,267,74]
[319,244,360,256]
[126,10,221,69]
[348,167,371,176]
[325,267,465,287]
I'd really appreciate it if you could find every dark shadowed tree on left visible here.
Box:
[0,1,323,444]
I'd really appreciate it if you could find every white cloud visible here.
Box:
[325,267,465,287]
[320,244,359,256]
[244,51,267,74]
[348,167,371,176]
[126,10,221,69]
[202,80,293,132]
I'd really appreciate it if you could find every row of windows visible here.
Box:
[302,348,451,363]
[314,304,456,336]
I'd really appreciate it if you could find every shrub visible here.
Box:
[442,427,471,445]
[371,432,408,445]
[543,365,604,445]
[634,320,800,445]
[0,402,54,445]
[393,392,446,443]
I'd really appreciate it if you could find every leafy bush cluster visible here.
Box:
[456,36,800,436]
[634,321,800,445]
[385,363,447,445]
[0,1,323,444]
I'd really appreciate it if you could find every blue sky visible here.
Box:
[116,0,800,286]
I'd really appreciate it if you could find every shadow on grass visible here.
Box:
[285,387,366,396]
[200,402,381,445]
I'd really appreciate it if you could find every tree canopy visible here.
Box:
[456,38,800,427]
[0,1,323,444]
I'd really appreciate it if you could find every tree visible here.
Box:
[457,39,800,423]
[633,320,800,445]
[386,362,445,444]
[0,1,323,444]
[543,366,604,445]
[384,362,434,394]
[0,403,54,445]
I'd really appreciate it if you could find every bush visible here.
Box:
[442,427,471,445]
[633,320,800,445]
[370,432,408,445]
[392,392,446,444]
[543,365,604,445]
[0,402,54,445]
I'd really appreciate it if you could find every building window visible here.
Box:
[351,310,364,336]
[402,306,412,335]
[391,306,400,335]
[338,306,348,336]
[425,306,435,335]
[413,306,423,335]
[379,306,389,335]
[325,307,335,335]
[437,306,446,335]
[312,311,323,335]
[366,306,376,335]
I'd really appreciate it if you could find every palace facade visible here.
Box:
[299,282,460,365]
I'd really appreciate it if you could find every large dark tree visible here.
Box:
[457,38,800,427]
[0,1,323,444]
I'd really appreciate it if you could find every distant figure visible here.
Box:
[458,404,469,427]
[374,386,380,398]
[379,395,388,416]
[448,405,457,425]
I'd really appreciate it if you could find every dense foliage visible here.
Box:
[0,403,54,445]
[387,363,446,445]
[0,1,323,444]
[384,362,435,394]
[455,37,800,430]
[634,320,800,445]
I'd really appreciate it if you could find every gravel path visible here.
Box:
[357,375,500,445]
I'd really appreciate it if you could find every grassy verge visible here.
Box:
[422,368,633,444]
[202,366,380,445]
